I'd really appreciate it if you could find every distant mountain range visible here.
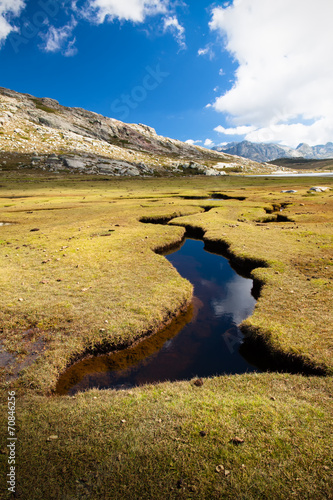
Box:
[212,140,333,163]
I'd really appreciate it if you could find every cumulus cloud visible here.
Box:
[204,138,214,147]
[82,0,168,24]
[75,1,185,52]
[215,125,256,136]
[0,0,25,44]
[210,0,333,147]
[186,139,202,145]
[40,18,78,56]
[163,15,186,50]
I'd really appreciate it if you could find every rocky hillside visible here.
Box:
[213,140,333,163]
[0,87,283,176]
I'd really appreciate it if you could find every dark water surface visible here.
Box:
[56,238,258,395]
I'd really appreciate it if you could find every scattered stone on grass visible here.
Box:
[230,437,245,445]
[47,435,58,441]
[309,186,330,192]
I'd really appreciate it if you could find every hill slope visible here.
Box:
[0,87,282,176]
[268,157,333,171]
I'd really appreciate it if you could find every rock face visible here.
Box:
[0,86,281,176]
[213,140,333,162]
[309,186,331,192]
[296,142,333,159]
[30,154,152,176]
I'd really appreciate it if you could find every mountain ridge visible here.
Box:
[213,140,333,163]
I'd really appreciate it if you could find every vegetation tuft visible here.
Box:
[31,99,58,114]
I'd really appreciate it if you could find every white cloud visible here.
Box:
[79,1,185,50]
[197,44,214,60]
[40,18,78,56]
[209,0,333,147]
[212,275,255,326]
[1,0,183,57]
[185,139,202,145]
[83,0,168,24]
[0,0,25,44]
[187,138,214,148]
[163,15,186,50]
[198,47,209,56]
[215,125,256,136]
[63,37,78,57]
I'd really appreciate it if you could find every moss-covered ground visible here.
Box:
[0,172,332,499]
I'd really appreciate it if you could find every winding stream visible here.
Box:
[56,236,259,395]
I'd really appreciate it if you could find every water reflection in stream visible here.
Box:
[56,238,258,395]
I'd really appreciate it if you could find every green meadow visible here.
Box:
[0,171,332,499]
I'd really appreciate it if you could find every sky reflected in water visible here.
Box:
[56,238,258,395]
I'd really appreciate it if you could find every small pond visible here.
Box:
[56,237,259,395]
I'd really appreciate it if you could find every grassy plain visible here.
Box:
[0,171,332,499]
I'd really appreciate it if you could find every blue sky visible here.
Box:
[1,0,333,148]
